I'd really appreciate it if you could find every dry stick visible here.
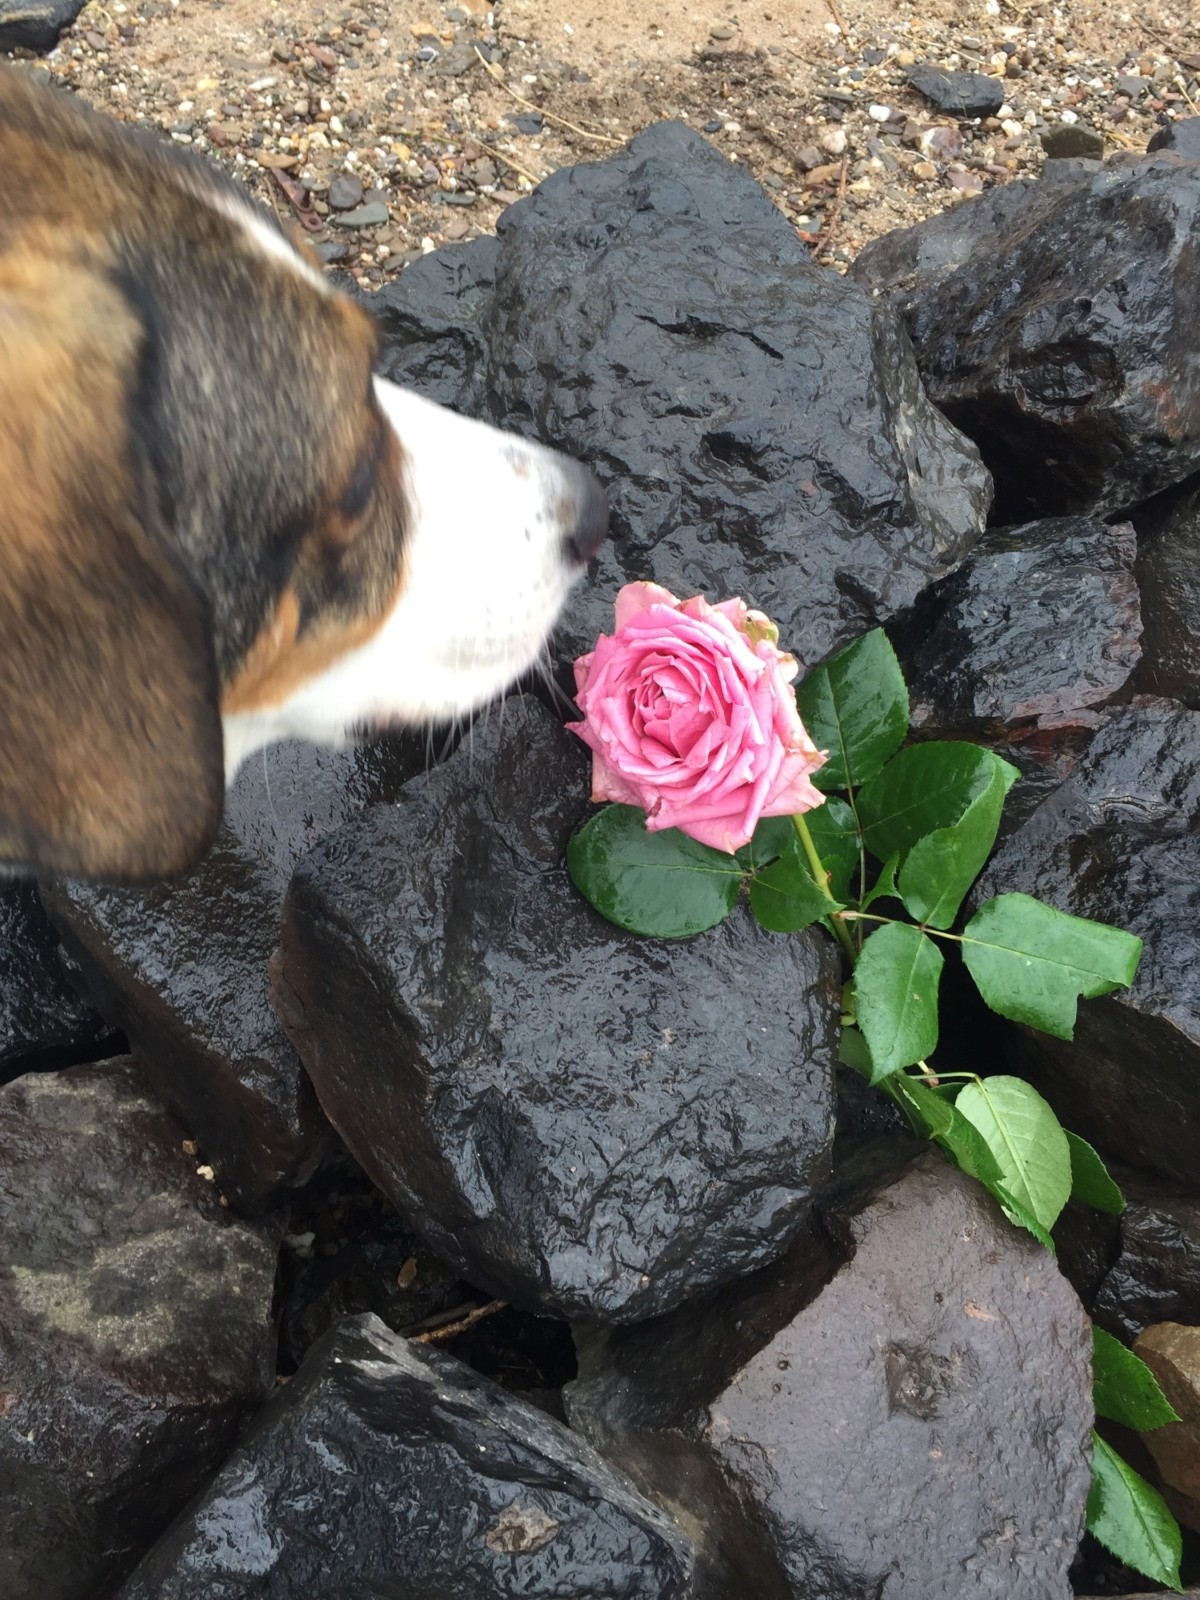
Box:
[815,154,850,259]
[824,0,849,38]
[494,146,547,188]
[1176,75,1200,116]
[412,1298,507,1346]
[473,46,623,145]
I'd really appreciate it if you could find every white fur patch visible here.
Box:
[204,189,330,297]
[221,380,590,774]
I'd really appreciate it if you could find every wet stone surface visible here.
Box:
[0,1058,281,1600]
[117,1313,693,1600]
[0,881,113,1082]
[976,701,1200,1184]
[568,1148,1093,1600]
[277,695,840,1325]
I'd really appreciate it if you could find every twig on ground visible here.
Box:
[410,1299,507,1345]
[473,46,623,145]
[824,0,849,38]
[493,146,548,188]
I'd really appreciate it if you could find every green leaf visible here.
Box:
[990,1182,1056,1251]
[837,1026,873,1079]
[1087,1432,1183,1591]
[736,816,795,873]
[961,894,1144,1039]
[749,836,842,933]
[954,1075,1072,1232]
[1066,1131,1125,1215]
[857,742,1018,868]
[888,1071,954,1138]
[898,761,1010,929]
[938,1105,1005,1186]
[567,805,743,938]
[1093,1329,1180,1431]
[801,797,860,902]
[855,922,943,1082]
[861,852,900,910]
[797,629,909,792]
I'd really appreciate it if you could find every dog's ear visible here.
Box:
[0,257,224,881]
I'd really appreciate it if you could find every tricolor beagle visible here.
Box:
[0,65,605,882]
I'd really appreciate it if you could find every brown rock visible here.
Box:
[1134,1322,1200,1521]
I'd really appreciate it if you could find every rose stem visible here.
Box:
[791,813,858,964]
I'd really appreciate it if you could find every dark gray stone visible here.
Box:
[276,696,840,1324]
[116,1313,693,1600]
[369,122,992,673]
[567,1148,1093,1600]
[906,62,1004,118]
[1148,116,1200,157]
[975,702,1200,1184]
[881,158,1200,521]
[1094,1190,1200,1340]
[329,200,389,228]
[0,1058,281,1600]
[891,516,1141,738]
[1132,473,1200,704]
[0,881,112,1079]
[0,0,82,51]
[41,734,427,1210]
[1041,123,1105,160]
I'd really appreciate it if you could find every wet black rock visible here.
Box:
[371,121,992,671]
[117,1313,693,1600]
[892,517,1141,738]
[0,0,83,51]
[1148,117,1200,157]
[906,62,1005,118]
[41,735,427,1211]
[0,882,113,1081]
[568,1148,1092,1600]
[855,158,1200,522]
[277,696,839,1325]
[975,701,1200,1184]
[0,1058,280,1600]
[1132,474,1200,704]
[1094,1190,1200,1341]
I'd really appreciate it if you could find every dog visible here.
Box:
[0,65,606,883]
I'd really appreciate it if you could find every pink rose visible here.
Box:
[568,581,828,854]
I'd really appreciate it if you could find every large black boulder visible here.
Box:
[276,696,840,1325]
[117,1313,693,1600]
[1132,473,1200,704]
[0,1058,281,1600]
[369,121,992,672]
[854,156,1200,522]
[975,701,1200,1184]
[567,1148,1092,1600]
[0,882,113,1081]
[0,0,82,52]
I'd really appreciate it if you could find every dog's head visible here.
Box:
[0,68,604,881]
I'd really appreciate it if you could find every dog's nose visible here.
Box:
[561,463,608,566]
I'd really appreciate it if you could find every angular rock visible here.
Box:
[0,1058,280,1600]
[41,734,426,1210]
[892,516,1141,737]
[0,0,82,51]
[568,1148,1093,1600]
[117,1313,693,1600]
[277,696,840,1324]
[0,881,112,1080]
[1148,117,1200,157]
[975,701,1200,1183]
[1133,1322,1200,1532]
[1041,123,1105,160]
[906,63,1004,118]
[1132,473,1200,703]
[372,122,992,671]
[369,236,498,413]
[862,157,1200,521]
[1094,1191,1200,1340]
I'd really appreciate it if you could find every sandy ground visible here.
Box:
[8,0,1200,281]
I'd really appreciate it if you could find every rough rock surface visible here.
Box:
[975,701,1200,1184]
[857,157,1200,522]
[277,696,839,1324]
[371,121,992,671]
[905,62,1004,118]
[568,1148,1093,1600]
[1133,1322,1200,1533]
[1094,1192,1200,1341]
[0,1058,280,1600]
[1132,474,1200,704]
[0,882,112,1080]
[41,734,426,1210]
[117,1313,693,1600]
[892,517,1140,738]
[0,0,82,52]
[1148,117,1200,157]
